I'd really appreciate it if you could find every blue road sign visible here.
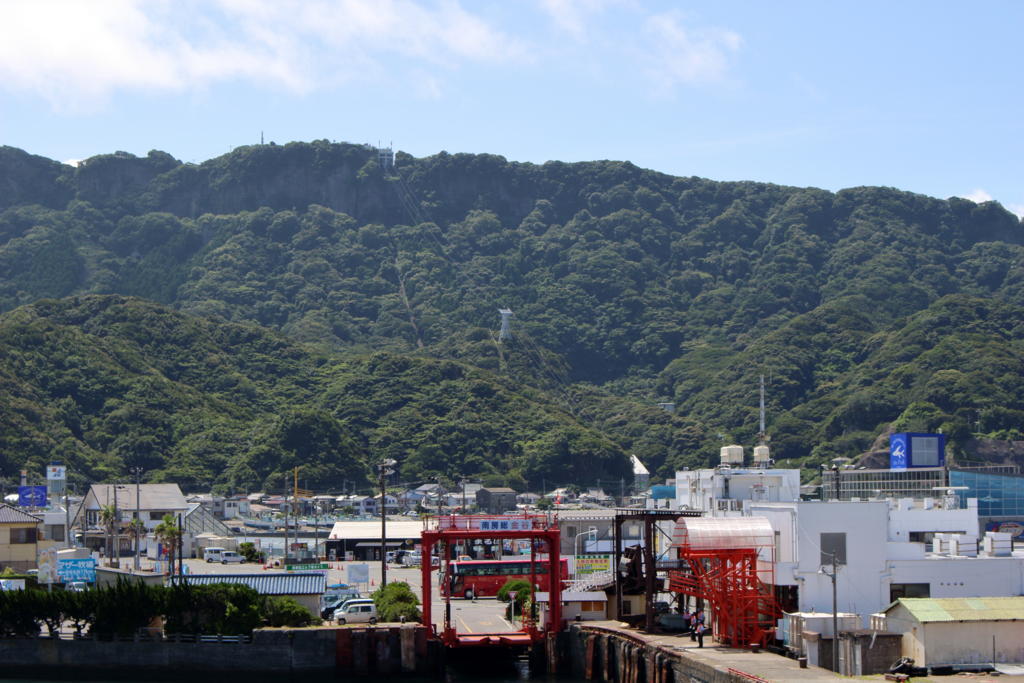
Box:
[18,486,47,507]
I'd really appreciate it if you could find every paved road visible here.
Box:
[181,558,515,633]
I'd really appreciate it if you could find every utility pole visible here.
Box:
[461,480,467,513]
[177,513,184,578]
[65,479,72,549]
[821,551,840,672]
[378,459,396,587]
[283,473,290,566]
[112,483,120,568]
[131,467,143,571]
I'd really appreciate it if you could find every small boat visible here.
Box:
[241,518,275,530]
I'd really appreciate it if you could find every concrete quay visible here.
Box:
[567,622,844,683]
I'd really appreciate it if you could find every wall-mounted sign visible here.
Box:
[575,553,612,576]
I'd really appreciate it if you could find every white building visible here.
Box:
[675,466,801,513]
[749,497,1024,625]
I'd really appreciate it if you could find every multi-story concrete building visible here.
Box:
[749,496,1024,624]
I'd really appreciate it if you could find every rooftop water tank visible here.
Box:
[720,445,744,466]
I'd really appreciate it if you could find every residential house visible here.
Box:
[223,495,251,519]
[0,504,42,572]
[75,483,190,556]
[335,495,375,516]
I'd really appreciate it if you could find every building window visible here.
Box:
[10,528,36,544]
[46,524,65,542]
[820,532,846,566]
[890,583,930,601]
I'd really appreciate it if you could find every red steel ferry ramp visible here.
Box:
[420,514,563,653]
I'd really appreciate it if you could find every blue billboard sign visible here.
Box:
[57,559,97,583]
[890,433,945,469]
[17,485,47,507]
[890,434,908,469]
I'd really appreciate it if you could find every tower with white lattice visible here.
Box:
[498,308,514,342]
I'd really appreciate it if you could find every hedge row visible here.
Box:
[0,579,319,639]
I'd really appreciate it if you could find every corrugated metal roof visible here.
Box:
[88,484,187,511]
[0,504,42,524]
[328,519,424,540]
[674,516,775,551]
[177,572,326,595]
[891,597,1024,622]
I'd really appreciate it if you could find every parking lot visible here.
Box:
[181,557,514,633]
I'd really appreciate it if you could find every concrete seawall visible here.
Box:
[0,626,442,679]
[563,623,844,683]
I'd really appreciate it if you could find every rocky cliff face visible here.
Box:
[0,146,72,210]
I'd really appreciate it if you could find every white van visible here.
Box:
[334,601,377,625]
[203,547,227,562]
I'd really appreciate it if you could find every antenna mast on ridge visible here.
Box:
[759,374,766,443]
[754,374,772,468]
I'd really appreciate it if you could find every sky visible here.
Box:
[0,0,1021,216]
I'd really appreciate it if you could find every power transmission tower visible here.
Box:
[498,308,514,342]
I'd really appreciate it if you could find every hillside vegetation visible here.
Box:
[1,141,1023,491]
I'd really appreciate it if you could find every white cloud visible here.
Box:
[958,190,1024,219]
[0,0,524,108]
[641,11,741,88]
[538,0,616,41]
[961,189,994,203]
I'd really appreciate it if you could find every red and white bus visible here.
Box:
[442,558,569,599]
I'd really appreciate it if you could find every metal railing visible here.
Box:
[12,631,252,644]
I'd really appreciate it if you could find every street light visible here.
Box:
[378,459,397,587]
[574,527,597,577]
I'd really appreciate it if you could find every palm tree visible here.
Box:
[99,504,118,567]
[154,514,182,576]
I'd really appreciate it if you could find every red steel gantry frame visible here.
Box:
[667,517,779,648]
[420,514,562,647]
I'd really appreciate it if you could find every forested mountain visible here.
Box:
[1,140,1023,491]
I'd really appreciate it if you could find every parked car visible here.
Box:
[402,551,422,566]
[66,582,87,592]
[334,601,377,625]
[203,547,227,562]
[220,551,245,564]
[331,598,374,621]
[321,590,362,619]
